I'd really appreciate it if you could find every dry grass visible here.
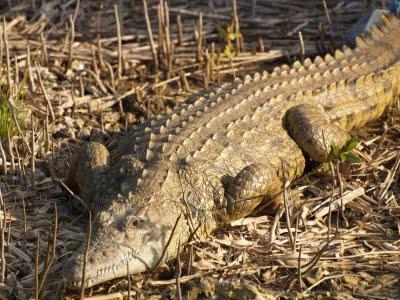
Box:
[0,0,398,299]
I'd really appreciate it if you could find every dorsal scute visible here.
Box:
[334,49,344,60]
[314,56,323,65]
[355,36,367,49]
[303,58,312,68]
[324,53,334,63]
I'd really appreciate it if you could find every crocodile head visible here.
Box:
[63,197,187,289]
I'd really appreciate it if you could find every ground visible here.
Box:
[0,1,399,299]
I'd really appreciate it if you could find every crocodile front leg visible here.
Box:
[222,162,283,220]
[66,142,110,209]
[285,104,351,162]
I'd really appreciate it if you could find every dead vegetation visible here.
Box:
[0,0,398,299]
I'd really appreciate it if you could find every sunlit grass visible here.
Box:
[0,73,29,138]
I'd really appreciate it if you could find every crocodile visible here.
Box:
[63,14,400,288]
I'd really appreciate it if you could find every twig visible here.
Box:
[58,179,89,211]
[195,11,203,62]
[231,0,243,52]
[72,0,81,23]
[143,0,158,70]
[321,0,332,25]
[35,62,55,121]
[22,198,27,244]
[38,203,58,297]
[175,240,182,300]
[0,187,5,283]
[3,18,11,90]
[155,214,182,268]
[68,15,75,70]
[34,231,40,300]
[283,180,295,251]
[177,13,183,47]
[335,163,348,227]
[297,245,303,290]
[298,31,305,59]
[314,188,365,219]
[115,4,124,80]
[0,141,7,175]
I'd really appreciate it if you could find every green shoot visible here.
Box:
[323,137,361,171]
[216,23,241,58]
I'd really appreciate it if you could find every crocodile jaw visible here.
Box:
[63,204,188,289]
[63,243,150,289]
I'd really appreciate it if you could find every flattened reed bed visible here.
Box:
[0,0,398,299]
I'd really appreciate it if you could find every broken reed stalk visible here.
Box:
[37,203,58,297]
[68,15,75,71]
[297,245,303,290]
[175,240,182,300]
[155,214,182,269]
[14,145,25,189]
[35,63,55,121]
[72,0,81,23]
[195,11,203,62]
[27,45,36,92]
[91,44,99,77]
[14,54,19,85]
[179,70,189,92]
[34,231,40,300]
[6,198,13,246]
[96,37,104,69]
[298,31,305,60]
[0,141,7,175]
[2,18,11,90]
[6,125,15,172]
[232,0,244,52]
[335,163,348,227]
[30,113,36,190]
[40,32,48,64]
[115,4,123,80]
[22,198,27,244]
[0,187,5,283]
[6,124,16,172]
[163,1,172,76]
[321,0,332,25]
[177,13,183,47]
[143,0,159,70]
[80,210,92,299]
[157,1,165,62]
[283,180,295,251]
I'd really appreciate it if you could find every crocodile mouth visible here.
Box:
[63,245,149,289]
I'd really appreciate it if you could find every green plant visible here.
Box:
[216,23,240,58]
[323,137,361,171]
[0,74,28,138]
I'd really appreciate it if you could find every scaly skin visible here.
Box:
[63,15,400,288]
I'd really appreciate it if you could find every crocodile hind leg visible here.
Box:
[223,162,283,221]
[66,142,110,209]
[285,104,351,162]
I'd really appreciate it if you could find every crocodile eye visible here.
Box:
[124,217,142,229]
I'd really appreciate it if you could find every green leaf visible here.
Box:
[216,24,228,40]
[223,45,233,57]
[322,162,331,172]
[340,153,361,164]
[228,32,239,41]
[330,142,340,158]
[342,137,358,153]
